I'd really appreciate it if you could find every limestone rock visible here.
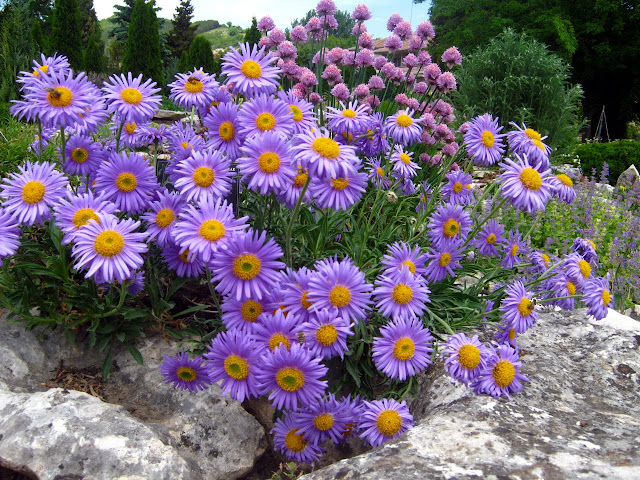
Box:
[302,308,640,480]
[616,164,640,190]
[152,109,187,124]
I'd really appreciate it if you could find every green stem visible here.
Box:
[115,121,124,153]
[285,175,311,268]
[59,126,67,166]
[429,310,455,335]
[205,267,221,314]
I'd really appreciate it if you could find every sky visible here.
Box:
[95,0,432,40]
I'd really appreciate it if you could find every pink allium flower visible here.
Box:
[353,84,370,99]
[381,62,396,77]
[374,55,387,70]
[406,98,420,111]
[442,142,459,157]
[387,13,403,32]
[316,0,337,15]
[408,36,423,51]
[384,34,403,52]
[342,51,355,66]
[395,93,409,106]
[421,113,436,130]
[442,46,463,68]
[413,81,428,94]
[436,72,457,93]
[258,16,275,33]
[258,36,271,49]
[310,92,323,105]
[321,64,343,85]
[268,28,285,45]
[290,25,308,43]
[358,32,374,49]
[352,4,372,21]
[367,75,384,90]
[393,20,413,40]
[416,21,435,40]
[326,47,345,64]
[300,70,318,88]
[324,14,338,30]
[355,48,374,67]
[425,63,441,84]
[403,53,418,69]
[366,95,380,109]
[352,22,367,35]
[417,50,431,66]
[277,41,297,61]
[331,83,350,102]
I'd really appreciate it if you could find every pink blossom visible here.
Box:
[290,25,308,43]
[374,56,387,70]
[352,22,367,35]
[442,142,459,157]
[353,83,370,99]
[409,36,423,51]
[358,32,374,49]
[310,92,323,105]
[425,63,441,85]
[417,50,431,66]
[326,47,345,64]
[257,16,275,33]
[393,20,413,40]
[442,47,463,68]
[355,48,375,67]
[416,21,435,40]
[351,4,372,21]
[331,83,350,102]
[413,81,428,94]
[367,75,384,90]
[395,93,409,106]
[387,13,403,32]
[384,34,403,52]
[436,72,457,93]
[268,28,285,45]
[403,53,418,69]
[316,0,337,15]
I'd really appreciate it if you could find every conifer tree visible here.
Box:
[84,32,104,74]
[166,0,196,58]
[122,0,163,86]
[79,0,100,48]
[50,0,83,69]
[186,35,215,73]
[244,17,260,48]
[110,0,135,43]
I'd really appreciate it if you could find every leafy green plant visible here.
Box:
[575,140,640,185]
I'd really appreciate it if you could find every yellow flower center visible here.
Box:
[155,208,175,228]
[392,284,413,304]
[316,324,338,346]
[578,260,591,279]
[314,413,334,431]
[510,244,519,256]
[399,153,411,165]
[276,367,305,391]
[268,333,290,351]
[376,167,385,177]
[176,366,197,382]
[517,297,534,317]
[457,344,481,370]
[218,121,235,141]
[342,131,353,142]
[439,252,451,267]
[33,64,49,76]
[525,128,542,141]
[290,105,303,122]
[566,281,576,295]
[120,87,142,104]
[124,122,137,134]
[21,181,46,204]
[542,253,550,266]
[284,429,307,452]
[453,182,463,193]
[492,360,515,388]
[329,285,351,307]
[199,219,225,242]
[71,147,89,164]
[241,60,262,79]
[393,337,415,360]
[193,166,215,188]
[72,208,99,228]
[224,355,249,380]
[180,141,192,151]
[115,173,137,193]
[94,230,125,257]
[401,260,416,274]
[178,249,191,263]
[294,170,308,187]
[508,328,516,341]
[185,77,204,93]
[331,178,349,190]
[556,174,573,187]
[519,168,542,190]
[443,219,459,238]
[232,254,261,281]
[46,86,73,107]
[376,410,402,436]
[481,130,495,148]
[396,114,412,127]
[587,239,597,250]
[258,152,281,173]
[240,300,262,322]
[486,233,497,245]
[256,112,276,131]
[602,289,611,306]
[301,291,312,309]
[342,109,356,118]
[312,137,340,159]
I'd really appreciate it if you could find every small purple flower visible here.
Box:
[442,333,491,385]
[161,352,212,393]
[301,308,353,360]
[272,412,324,464]
[473,220,507,257]
[102,72,161,124]
[498,154,553,213]
[463,114,506,167]
[0,208,20,259]
[472,344,528,398]
[173,149,232,203]
[257,16,275,33]
[427,202,472,248]
[499,280,538,334]
[442,170,474,205]
[372,268,431,321]
[583,276,613,320]
[359,398,413,447]
[507,122,551,170]
[221,43,281,97]
[424,238,465,283]
[169,69,219,110]
[385,110,423,146]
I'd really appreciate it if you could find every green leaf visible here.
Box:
[126,343,144,365]
[101,349,113,379]
[122,309,148,320]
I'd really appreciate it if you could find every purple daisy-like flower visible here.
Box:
[222,43,281,97]
[173,198,249,262]
[221,295,268,333]
[472,344,528,398]
[17,53,69,88]
[494,321,518,348]
[53,191,118,245]
[237,131,296,195]
[427,202,472,248]
[204,330,261,402]
[507,122,551,169]
[583,276,613,320]
[166,121,206,163]
[551,173,577,204]
[562,252,594,289]
[472,219,506,257]
[380,242,428,279]
[442,170,474,205]
[1,161,68,226]
[498,154,553,213]
[94,151,159,215]
[277,90,317,135]
[102,72,161,124]
[279,266,315,323]
[442,333,491,385]
[256,342,327,411]
[547,271,577,311]
[160,352,212,393]
[390,145,420,179]
[173,149,232,203]
[424,238,465,283]
[140,190,187,247]
[0,208,20,259]
[309,166,367,211]
[372,317,434,380]
[293,127,360,179]
[308,256,372,322]
[161,241,205,278]
[237,93,295,138]
[500,229,528,269]
[61,134,105,176]
[252,308,304,353]
[571,237,598,265]
[72,214,147,283]
[384,110,422,146]
[72,95,109,136]
[203,102,244,160]
[463,114,506,166]
[115,120,149,148]
[358,113,390,158]
[209,229,285,301]
[529,251,552,274]
[373,268,431,321]
[366,158,391,189]
[301,307,353,359]
[294,393,349,445]
[359,398,413,448]
[169,69,219,110]
[326,101,369,137]
[499,280,538,334]
[277,165,312,209]
[272,412,324,464]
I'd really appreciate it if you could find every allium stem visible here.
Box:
[285,175,311,267]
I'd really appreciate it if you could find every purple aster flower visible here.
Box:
[173,198,249,262]
[252,308,303,353]
[173,149,232,203]
[424,238,465,283]
[442,333,491,385]
[551,173,577,204]
[507,122,552,170]
[72,94,109,136]
[209,229,285,301]
[359,398,413,447]
[472,344,528,398]
[0,208,20,259]
[53,191,118,245]
[473,220,507,257]
[494,321,518,348]
[301,307,353,359]
[256,342,327,411]
[385,110,422,146]
[278,268,316,324]
[221,295,268,333]
[221,43,280,97]
[500,229,528,269]
[28,127,56,156]
[308,256,372,322]
[277,90,317,135]
[499,280,538,334]
[204,330,261,402]
[60,134,105,176]
[547,271,577,311]
[1,161,68,226]
[380,242,428,279]
[293,127,359,179]
[102,72,161,124]
[529,251,552,274]
[294,393,349,445]
[203,102,244,160]
[390,145,420,179]
[326,101,369,136]
[571,237,598,265]
[366,158,391,189]
[498,154,553,213]
[166,121,206,163]
[277,165,312,209]
[373,268,431,321]
[72,214,147,283]
[17,53,69,88]
[442,47,463,68]
[238,93,294,138]
[358,113,389,158]
[160,352,212,393]
[115,120,148,148]
[442,170,474,205]
[427,203,472,248]
[583,276,613,320]
[169,69,219,110]
[140,190,187,247]
[94,151,159,215]
[272,412,324,464]
[463,114,506,167]
[309,166,367,211]
[562,252,593,289]
[161,241,205,278]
